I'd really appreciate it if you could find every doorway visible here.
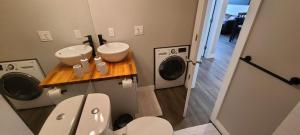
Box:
[183,0,251,128]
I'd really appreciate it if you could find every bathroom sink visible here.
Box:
[55,45,92,66]
[97,42,130,62]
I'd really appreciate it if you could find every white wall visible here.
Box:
[0,0,198,86]
[0,95,33,135]
[0,0,95,73]
[202,0,228,59]
[197,0,216,59]
[87,0,198,86]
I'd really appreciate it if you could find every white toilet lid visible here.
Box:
[126,116,173,135]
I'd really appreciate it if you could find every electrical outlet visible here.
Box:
[37,31,53,42]
[108,27,115,37]
[139,25,144,35]
[73,30,83,38]
[134,25,144,36]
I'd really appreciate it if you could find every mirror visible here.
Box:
[15,105,55,134]
[0,59,56,134]
[0,0,95,134]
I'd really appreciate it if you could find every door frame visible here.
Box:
[184,0,262,134]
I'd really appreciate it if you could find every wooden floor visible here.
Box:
[156,35,235,130]
[18,105,55,134]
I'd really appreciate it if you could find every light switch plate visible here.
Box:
[37,31,53,42]
[134,25,144,36]
[108,27,115,37]
[73,30,83,38]
[138,25,144,35]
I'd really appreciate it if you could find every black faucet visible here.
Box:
[83,35,96,57]
[98,34,107,45]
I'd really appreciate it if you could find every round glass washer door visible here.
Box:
[0,72,42,101]
[159,56,186,80]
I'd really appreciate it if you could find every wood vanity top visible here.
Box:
[40,52,137,88]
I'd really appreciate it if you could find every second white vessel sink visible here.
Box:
[97,42,130,62]
[55,45,92,66]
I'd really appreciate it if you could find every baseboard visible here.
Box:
[205,53,215,59]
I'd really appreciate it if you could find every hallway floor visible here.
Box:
[156,35,235,130]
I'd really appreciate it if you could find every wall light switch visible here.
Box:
[37,31,53,42]
[134,25,144,36]
[108,28,115,37]
[73,30,83,38]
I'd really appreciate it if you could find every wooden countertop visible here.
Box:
[40,52,137,88]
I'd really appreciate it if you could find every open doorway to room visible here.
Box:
[186,0,250,125]
[155,0,252,130]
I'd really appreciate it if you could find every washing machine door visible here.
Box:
[159,56,186,81]
[0,72,42,101]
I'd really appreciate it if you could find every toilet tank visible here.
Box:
[76,93,113,135]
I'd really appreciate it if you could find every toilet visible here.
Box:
[39,93,173,135]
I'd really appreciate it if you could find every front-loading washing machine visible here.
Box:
[0,59,54,109]
[154,45,189,89]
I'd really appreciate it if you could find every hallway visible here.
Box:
[188,34,235,123]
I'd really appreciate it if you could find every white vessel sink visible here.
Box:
[97,42,130,62]
[55,45,92,66]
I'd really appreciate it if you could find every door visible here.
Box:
[189,0,217,89]
[183,0,226,116]
[183,0,208,116]
[183,0,262,118]
[159,56,186,81]
[0,72,42,101]
[214,0,300,134]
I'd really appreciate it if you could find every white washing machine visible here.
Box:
[0,59,54,109]
[155,45,189,89]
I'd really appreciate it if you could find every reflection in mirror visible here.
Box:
[0,59,56,134]
[0,88,55,134]
[0,0,95,134]
[15,104,55,134]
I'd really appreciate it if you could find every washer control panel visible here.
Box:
[6,64,15,71]
[171,49,177,54]
[178,47,187,53]
[0,64,16,71]
[0,60,38,73]
[156,46,189,57]
[0,59,45,85]
[170,47,187,54]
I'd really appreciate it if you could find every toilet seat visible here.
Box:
[126,116,173,135]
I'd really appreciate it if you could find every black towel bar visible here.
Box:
[240,56,300,85]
